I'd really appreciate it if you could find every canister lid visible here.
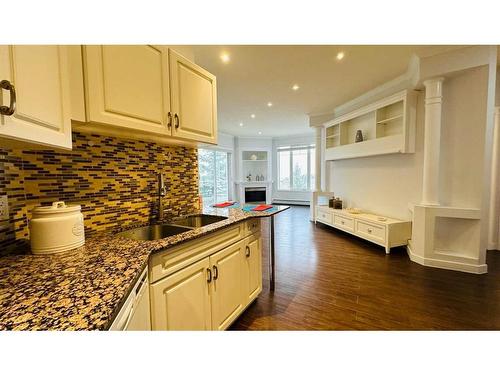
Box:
[32,201,82,216]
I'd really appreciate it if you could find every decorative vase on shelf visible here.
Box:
[250,154,257,160]
[355,130,363,143]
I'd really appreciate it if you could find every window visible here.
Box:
[277,144,315,191]
[198,149,231,209]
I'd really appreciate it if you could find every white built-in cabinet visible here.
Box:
[150,220,262,330]
[0,46,72,149]
[324,90,417,160]
[80,46,217,144]
[316,206,411,254]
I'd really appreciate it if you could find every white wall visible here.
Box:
[327,93,424,220]
[272,133,315,204]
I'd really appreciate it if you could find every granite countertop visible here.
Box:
[0,205,289,330]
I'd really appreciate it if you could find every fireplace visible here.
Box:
[245,187,266,203]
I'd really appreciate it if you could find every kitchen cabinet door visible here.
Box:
[169,49,217,144]
[210,240,244,330]
[84,45,171,136]
[150,257,212,330]
[242,234,262,305]
[0,45,72,149]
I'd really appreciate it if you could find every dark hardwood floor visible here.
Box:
[230,206,500,330]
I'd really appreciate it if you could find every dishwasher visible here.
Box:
[109,267,151,331]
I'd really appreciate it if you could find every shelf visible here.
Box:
[326,134,339,139]
[242,159,267,162]
[376,114,403,124]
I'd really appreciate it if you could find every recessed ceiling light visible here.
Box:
[267,102,273,107]
[220,52,230,63]
[239,122,244,127]
[336,51,345,61]
[258,131,262,135]
[250,114,256,119]
[292,84,300,91]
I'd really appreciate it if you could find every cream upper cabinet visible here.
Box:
[150,257,212,330]
[0,45,72,149]
[83,45,171,135]
[169,49,217,144]
[242,234,263,305]
[210,240,244,331]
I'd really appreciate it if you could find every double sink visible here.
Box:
[119,214,227,241]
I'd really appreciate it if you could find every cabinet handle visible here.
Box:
[367,228,372,233]
[212,265,218,280]
[245,245,251,258]
[167,112,172,129]
[0,80,16,116]
[206,268,212,283]
[174,113,180,129]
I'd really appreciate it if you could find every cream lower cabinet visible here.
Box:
[150,224,262,331]
[0,45,72,149]
[151,258,212,330]
[77,45,217,144]
[210,240,245,330]
[242,233,263,305]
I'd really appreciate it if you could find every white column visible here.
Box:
[310,125,323,221]
[488,107,500,249]
[421,77,445,206]
[314,125,322,192]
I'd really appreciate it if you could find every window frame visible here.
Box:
[198,148,232,208]
[276,144,315,192]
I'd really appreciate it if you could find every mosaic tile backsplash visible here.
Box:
[0,132,199,255]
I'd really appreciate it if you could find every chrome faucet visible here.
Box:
[158,173,167,221]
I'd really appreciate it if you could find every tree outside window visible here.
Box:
[277,144,315,191]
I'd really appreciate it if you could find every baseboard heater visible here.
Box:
[272,199,310,206]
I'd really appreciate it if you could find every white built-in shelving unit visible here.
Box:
[324,90,417,160]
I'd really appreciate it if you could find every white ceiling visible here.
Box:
[192,45,463,138]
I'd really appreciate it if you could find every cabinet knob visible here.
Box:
[367,228,372,233]
[0,80,16,116]
[245,245,251,258]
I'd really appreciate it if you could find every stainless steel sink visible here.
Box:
[171,214,227,228]
[119,224,191,241]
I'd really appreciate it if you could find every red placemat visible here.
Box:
[213,201,235,208]
[252,204,273,211]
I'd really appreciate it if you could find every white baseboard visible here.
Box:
[406,245,488,274]
[272,200,310,206]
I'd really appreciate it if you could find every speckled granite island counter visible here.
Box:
[0,205,289,330]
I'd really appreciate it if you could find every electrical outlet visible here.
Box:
[0,195,9,221]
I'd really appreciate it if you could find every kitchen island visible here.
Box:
[0,205,288,330]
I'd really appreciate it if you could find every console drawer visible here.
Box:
[333,214,354,232]
[316,209,333,225]
[356,219,386,243]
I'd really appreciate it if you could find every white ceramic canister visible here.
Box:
[30,201,85,255]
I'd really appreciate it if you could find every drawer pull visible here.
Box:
[367,228,372,233]
[341,220,345,225]
[206,268,212,283]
